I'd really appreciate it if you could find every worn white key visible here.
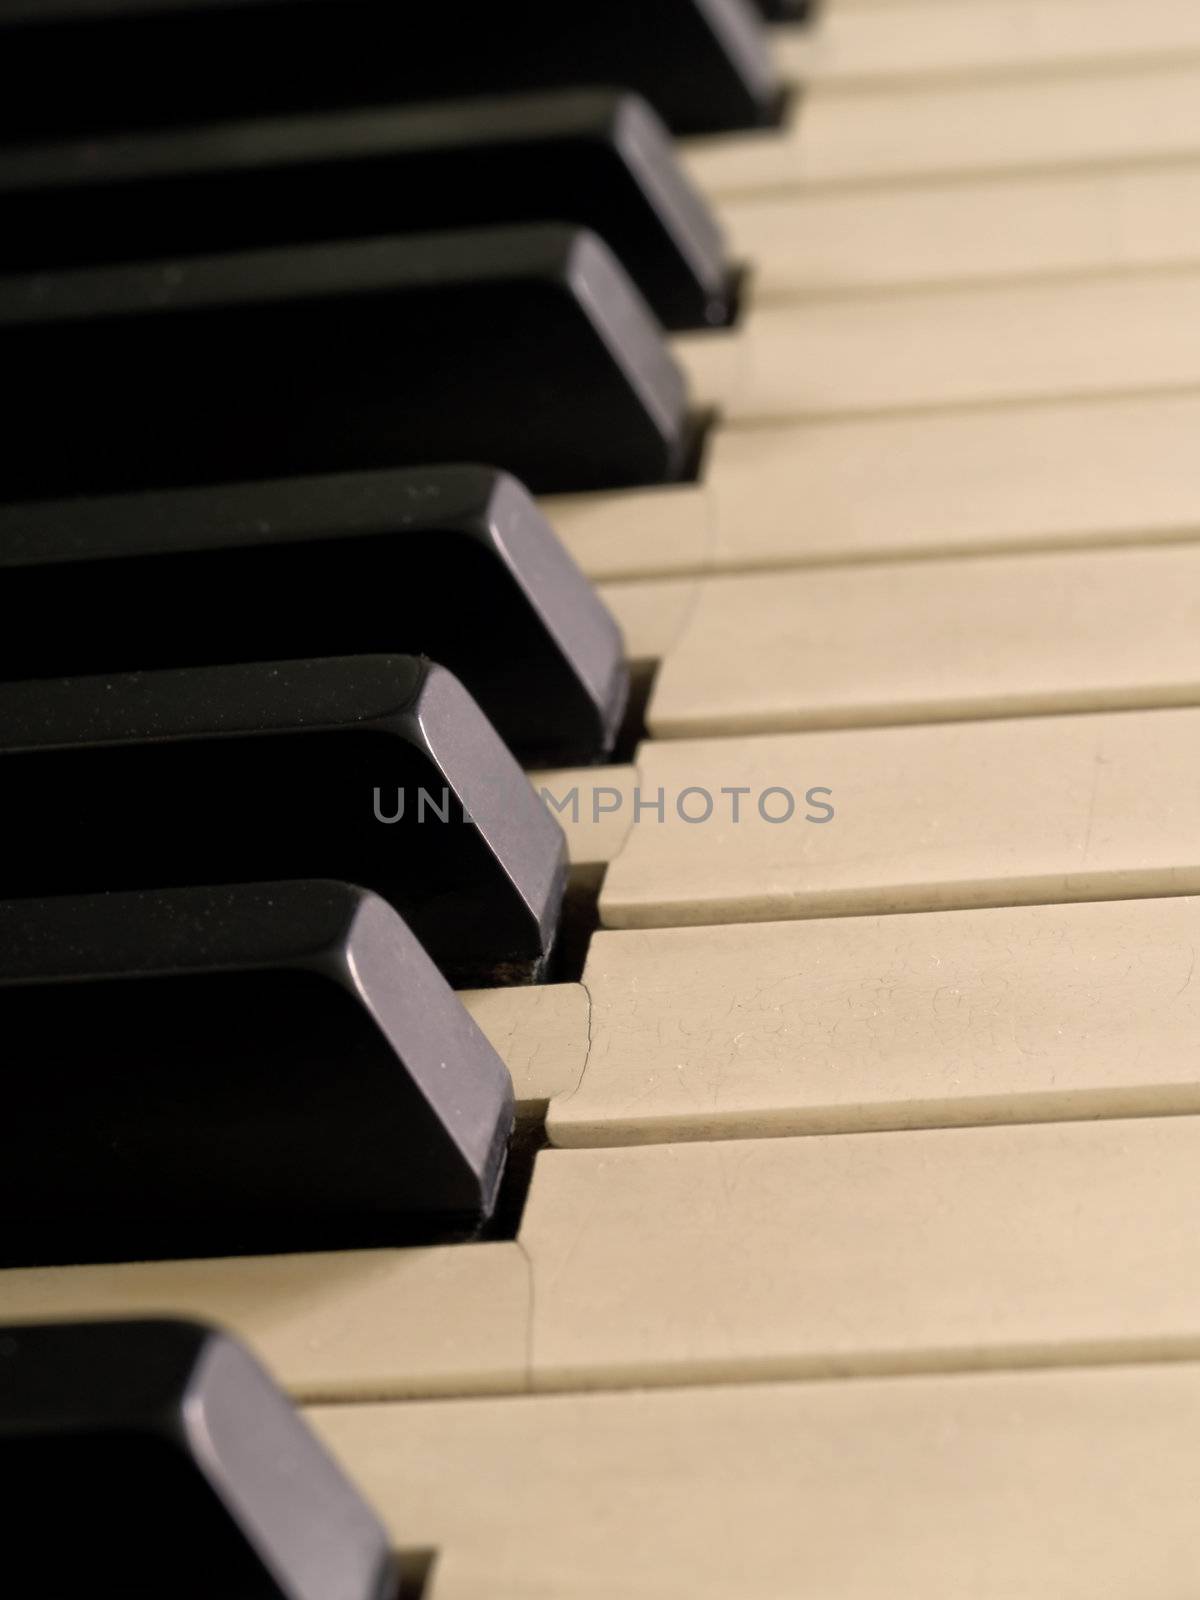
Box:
[18,1113,1200,1402]
[675,269,1200,422]
[11,883,1198,1194]
[600,706,1200,929]
[545,392,1200,581]
[779,0,1200,87]
[520,1117,1200,1391]
[529,765,637,869]
[684,62,1200,197]
[642,543,1200,737]
[551,897,1200,1145]
[727,161,1200,302]
[460,982,588,1111]
[314,1364,1200,1600]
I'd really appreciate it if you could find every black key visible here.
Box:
[0,90,733,330]
[0,0,778,141]
[0,881,514,1262]
[0,655,566,986]
[0,465,628,766]
[0,225,688,499]
[0,1320,398,1597]
[754,0,815,17]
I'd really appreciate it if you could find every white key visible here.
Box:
[520,1117,1200,1390]
[597,576,699,664]
[726,161,1200,302]
[17,1113,1200,1400]
[528,765,638,869]
[599,706,1200,928]
[545,392,1200,581]
[779,0,1200,87]
[539,483,712,584]
[675,270,1200,422]
[684,63,1200,197]
[551,897,1200,1145]
[460,982,588,1111]
[312,1364,1200,1600]
[0,1243,530,1402]
[642,543,1200,736]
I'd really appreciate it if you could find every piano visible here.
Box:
[4,0,1200,1593]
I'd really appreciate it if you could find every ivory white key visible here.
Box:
[600,706,1200,928]
[551,896,1200,1145]
[639,543,1200,737]
[545,391,1200,581]
[541,482,713,582]
[595,576,699,664]
[778,0,1200,88]
[7,890,1196,1163]
[726,160,1200,303]
[461,982,588,1112]
[675,268,1200,422]
[519,1116,1200,1391]
[0,1244,530,1403]
[684,62,1200,197]
[314,1364,1200,1600]
[528,765,638,870]
[22,1115,1200,1401]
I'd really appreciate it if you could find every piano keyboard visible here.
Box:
[5,0,1200,1594]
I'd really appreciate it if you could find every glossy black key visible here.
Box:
[0,225,688,499]
[0,90,733,330]
[0,465,628,766]
[0,881,514,1263]
[0,0,777,141]
[0,655,567,985]
[0,1320,398,1597]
